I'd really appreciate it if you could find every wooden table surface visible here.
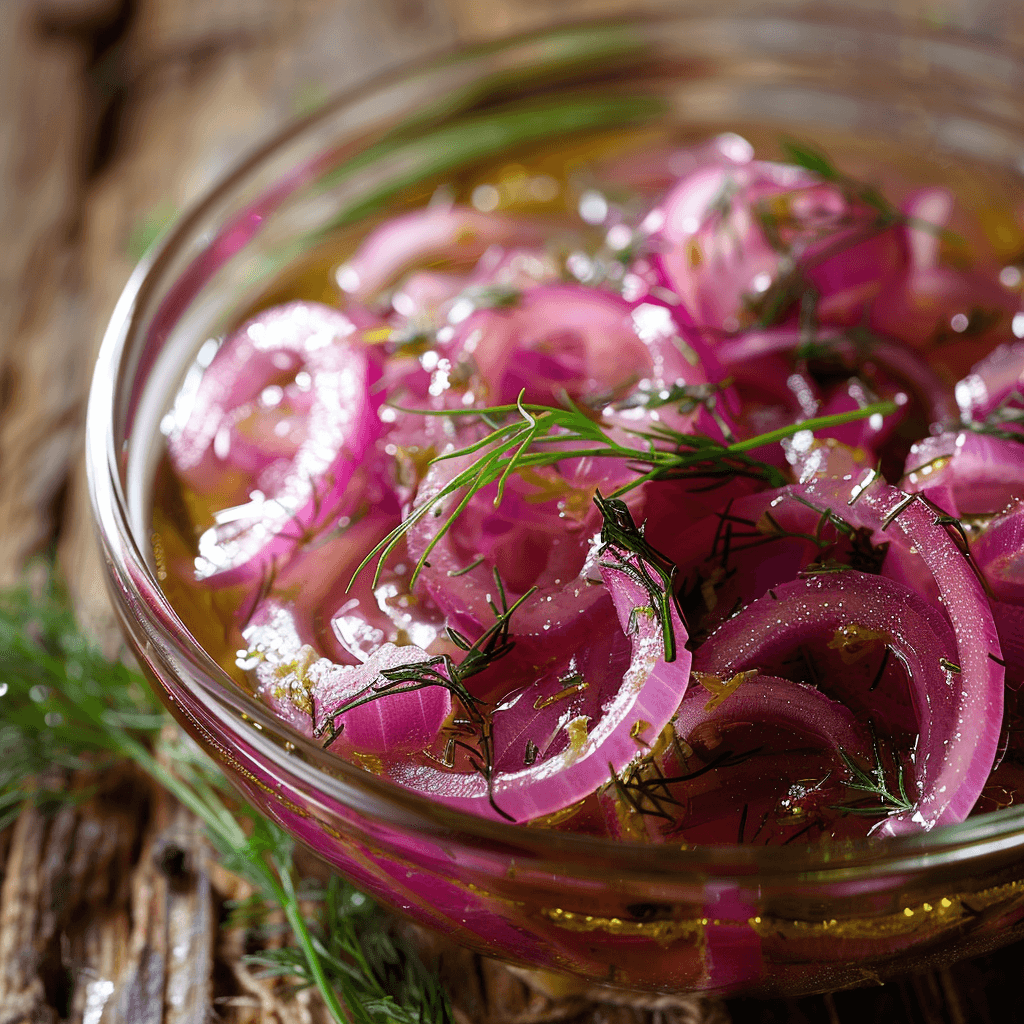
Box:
[3,1,1024,1021]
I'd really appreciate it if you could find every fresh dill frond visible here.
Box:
[0,576,453,1024]
[351,391,898,590]
[833,723,914,818]
[594,492,682,662]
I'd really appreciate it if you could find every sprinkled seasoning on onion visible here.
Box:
[157,132,1021,843]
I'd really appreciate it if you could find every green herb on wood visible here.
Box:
[0,575,452,1024]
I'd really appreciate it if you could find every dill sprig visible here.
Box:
[353,392,897,589]
[317,571,535,823]
[595,492,682,662]
[834,722,914,818]
[0,576,452,1024]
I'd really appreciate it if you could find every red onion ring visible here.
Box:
[384,546,692,823]
[168,302,382,588]
[798,474,1004,833]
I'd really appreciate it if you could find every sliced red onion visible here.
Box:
[439,283,735,442]
[651,161,904,332]
[648,488,829,637]
[311,643,452,754]
[385,548,692,823]
[694,571,966,834]
[674,675,869,758]
[445,283,654,408]
[870,263,1016,351]
[956,341,1024,423]
[797,474,1004,833]
[867,187,1017,354]
[716,327,956,428]
[971,501,1024,603]
[598,672,872,846]
[168,302,382,587]
[961,502,1024,690]
[406,450,627,658]
[992,601,1024,690]
[903,430,1024,517]
[243,605,450,755]
[242,521,449,755]
[335,206,547,302]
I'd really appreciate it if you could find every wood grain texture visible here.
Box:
[3,1,1024,1022]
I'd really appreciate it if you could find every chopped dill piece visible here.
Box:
[447,555,485,577]
[834,723,914,818]
[595,491,683,662]
[869,646,891,692]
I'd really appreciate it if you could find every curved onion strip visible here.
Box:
[674,675,869,759]
[651,161,903,332]
[971,502,1024,603]
[991,602,1024,690]
[310,643,453,754]
[335,206,547,302]
[870,264,1016,354]
[447,283,655,408]
[693,571,970,834]
[956,342,1024,422]
[799,475,1004,833]
[385,550,692,823]
[406,452,620,653]
[903,430,1024,517]
[170,303,381,587]
[245,611,450,755]
[716,328,956,427]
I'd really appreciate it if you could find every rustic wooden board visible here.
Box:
[1,0,731,1020]
[3,1,1024,1022]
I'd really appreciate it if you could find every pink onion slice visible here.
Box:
[310,643,452,754]
[335,206,547,303]
[168,302,381,588]
[436,282,736,445]
[674,675,869,759]
[649,488,831,638]
[797,474,1005,833]
[385,547,692,823]
[444,283,655,409]
[870,264,1016,351]
[244,609,450,755]
[650,160,903,332]
[406,450,629,659]
[971,502,1024,604]
[956,342,1024,423]
[716,327,956,428]
[694,571,966,834]
[903,430,1024,517]
[963,502,1024,690]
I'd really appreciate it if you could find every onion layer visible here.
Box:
[168,302,381,587]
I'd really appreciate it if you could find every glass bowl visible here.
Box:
[86,10,1024,998]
